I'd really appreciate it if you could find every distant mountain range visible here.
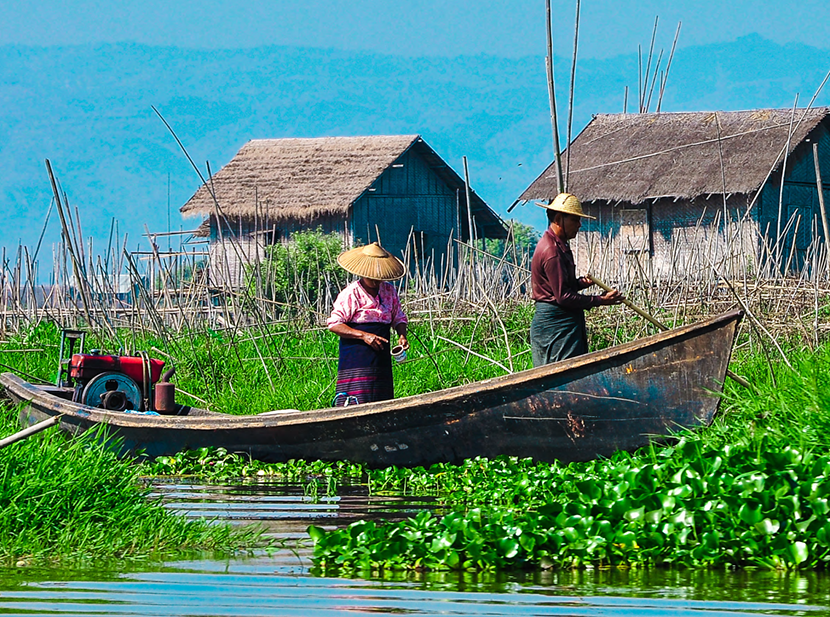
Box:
[1,34,828,257]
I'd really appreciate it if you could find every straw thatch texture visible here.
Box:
[181,135,422,222]
[337,242,405,281]
[521,108,830,205]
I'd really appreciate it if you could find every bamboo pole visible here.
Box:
[0,416,62,450]
[544,0,564,193]
[813,143,830,278]
[564,0,581,190]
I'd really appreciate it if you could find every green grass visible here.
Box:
[0,402,270,566]
[0,306,540,414]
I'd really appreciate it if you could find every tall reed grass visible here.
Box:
[0,402,268,566]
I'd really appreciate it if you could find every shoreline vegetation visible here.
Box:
[1,311,829,571]
[0,402,270,567]
[1,230,829,571]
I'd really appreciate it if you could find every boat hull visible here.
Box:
[3,310,742,467]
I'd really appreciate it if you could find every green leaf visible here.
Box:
[738,501,763,525]
[796,514,817,533]
[657,494,676,510]
[444,550,460,568]
[810,498,829,515]
[307,525,327,543]
[611,498,632,517]
[645,508,662,525]
[615,531,638,549]
[498,538,519,559]
[575,480,602,501]
[702,531,720,550]
[519,533,536,552]
[624,506,645,523]
[787,541,809,565]
[755,518,780,535]
[816,523,830,547]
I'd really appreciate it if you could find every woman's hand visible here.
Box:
[362,332,389,350]
[397,334,409,350]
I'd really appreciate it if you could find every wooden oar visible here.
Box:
[0,415,63,451]
[588,274,752,391]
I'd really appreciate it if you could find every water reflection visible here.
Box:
[1,479,828,616]
[2,565,828,616]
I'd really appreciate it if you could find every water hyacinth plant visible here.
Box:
[309,441,830,571]
[306,343,830,571]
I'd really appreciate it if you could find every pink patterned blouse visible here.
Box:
[327,280,408,328]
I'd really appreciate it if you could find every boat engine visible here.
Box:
[55,330,176,413]
[69,352,166,411]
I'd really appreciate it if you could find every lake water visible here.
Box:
[1,479,829,616]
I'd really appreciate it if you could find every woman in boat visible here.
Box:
[327,242,409,406]
[530,193,622,366]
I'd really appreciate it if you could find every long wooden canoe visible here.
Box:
[2,309,742,467]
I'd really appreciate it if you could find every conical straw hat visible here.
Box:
[535,192,596,220]
[337,242,405,281]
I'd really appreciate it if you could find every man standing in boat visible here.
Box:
[530,193,622,366]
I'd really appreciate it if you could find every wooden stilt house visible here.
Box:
[519,108,830,280]
[180,135,506,287]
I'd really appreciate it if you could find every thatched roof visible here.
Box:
[181,135,505,237]
[520,108,830,205]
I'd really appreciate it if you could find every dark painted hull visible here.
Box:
[4,310,742,467]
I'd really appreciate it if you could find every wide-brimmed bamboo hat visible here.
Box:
[536,192,596,220]
[337,242,405,281]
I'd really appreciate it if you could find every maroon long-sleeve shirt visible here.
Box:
[531,228,600,310]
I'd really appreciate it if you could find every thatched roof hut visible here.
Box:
[521,108,830,204]
[181,134,505,239]
[519,108,830,280]
[181,134,506,287]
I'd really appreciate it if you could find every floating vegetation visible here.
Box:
[303,342,830,571]
[144,447,364,483]
[132,341,830,571]
[309,440,830,571]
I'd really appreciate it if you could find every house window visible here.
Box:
[619,209,650,254]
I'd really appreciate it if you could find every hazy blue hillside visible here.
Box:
[0,34,828,256]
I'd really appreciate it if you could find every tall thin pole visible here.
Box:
[813,142,830,277]
[641,16,659,112]
[167,171,172,252]
[462,156,475,246]
[565,0,581,191]
[545,0,564,194]
[656,21,682,113]
[777,96,798,267]
[637,44,643,112]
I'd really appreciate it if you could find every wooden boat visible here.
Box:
[2,309,742,467]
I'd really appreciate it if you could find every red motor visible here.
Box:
[69,354,165,386]
[68,353,167,412]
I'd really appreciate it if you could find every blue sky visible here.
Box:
[2,1,830,255]
[4,0,830,60]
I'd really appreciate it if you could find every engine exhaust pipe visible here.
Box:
[154,366,176,413]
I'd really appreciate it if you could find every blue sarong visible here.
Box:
[334,322,393,406]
